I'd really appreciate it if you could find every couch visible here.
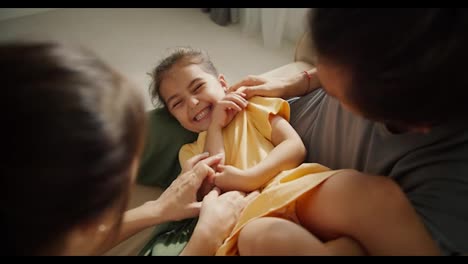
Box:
[104,31,316,256]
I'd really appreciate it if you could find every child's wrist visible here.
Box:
[243,167,255,178]
[242,167,264,190]
[208,123,223,132]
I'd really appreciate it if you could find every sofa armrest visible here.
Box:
[261,31,315,79]
[294,31,316,66]
[261,61,314,79]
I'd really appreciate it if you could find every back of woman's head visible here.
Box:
[310,8,468,126]
[0,43,146,255]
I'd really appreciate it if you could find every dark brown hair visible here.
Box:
[310,8,468,126]
[1,42,147,255]
[148,47,218,108]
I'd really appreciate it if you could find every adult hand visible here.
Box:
[182,152,225,201]
[188,188,260,255]
[181,152,211,173]
[227,75,291,99]
[152,153,224,222]
[228,69,320,99]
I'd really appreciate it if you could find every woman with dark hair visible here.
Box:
[229,8,468,255]
[1,42,257,256]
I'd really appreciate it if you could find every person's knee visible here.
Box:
[296,170,408,235]
[238,217,292,255]
[326,169,406,210]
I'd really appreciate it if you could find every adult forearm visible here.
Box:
[283,69,321,99]
[102,201,166,253]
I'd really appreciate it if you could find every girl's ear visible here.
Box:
[218,74,228,92]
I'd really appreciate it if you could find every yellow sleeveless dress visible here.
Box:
[179,96,342,255]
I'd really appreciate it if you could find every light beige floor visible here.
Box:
[0,8,296,109]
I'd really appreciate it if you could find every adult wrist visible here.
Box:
[298,69,320,96]
[142,199,168,224]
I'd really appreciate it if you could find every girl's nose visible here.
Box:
[189,96,199,107]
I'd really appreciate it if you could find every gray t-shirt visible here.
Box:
[289,89,468,255]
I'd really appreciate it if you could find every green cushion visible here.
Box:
[137,108,197,188]
[139,218,198,256]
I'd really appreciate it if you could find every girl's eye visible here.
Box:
[172,100,182,109]
[193,83,203,92]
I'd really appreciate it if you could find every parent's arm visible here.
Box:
[101,154,223,254]
[228,69,321,100]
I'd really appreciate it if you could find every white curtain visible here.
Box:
[239,8,309,49]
